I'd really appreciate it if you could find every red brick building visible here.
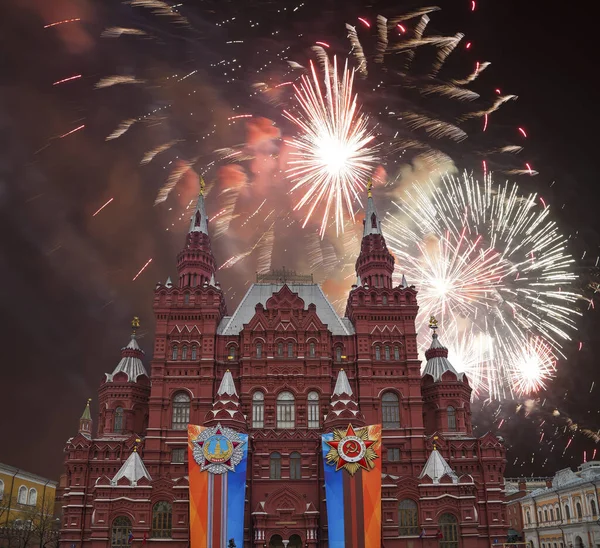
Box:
[58,188,508,548]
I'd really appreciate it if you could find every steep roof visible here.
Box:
[419,447,458,484]
[111,450,152,486]
[217,283,355,336]
[188,188,208,234]
[80,399,92,420]
[363,187,382,237]
[422,332,464,383]
[105,334,148,383]
[324,369,365,427]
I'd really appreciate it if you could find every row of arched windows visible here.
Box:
[171,345,198,361]
[374,345,401,361]
[111,502,173,546]
[15,486,37,506]
[528,499,598,525]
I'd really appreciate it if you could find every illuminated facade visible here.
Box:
[58,186,508,547]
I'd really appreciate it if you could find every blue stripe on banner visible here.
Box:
[322,433,345,548]
[226,433,248,547]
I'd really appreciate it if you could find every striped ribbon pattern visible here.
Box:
[188,425,248,548]
[322,424,382,548]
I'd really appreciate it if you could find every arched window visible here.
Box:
[184,292,190,304]
[17,486,27,505]
[252,391,264,428]
[394,346,400,360]
[576,502,582,519]
[111,516,132,548]
[28,488,37,506]
[277,391,295,429]
[550,508,555,521]
[191,346,197,360]
[556,506,561,520]
[544,509,548,522]
[526,511,531,524]
[565,504,571,520]
[447,406,457,431]
[398,499,419,536]
[538,510,542,523]
[270,452,281,479]
[382,392,400,428]
[114,407,124,433]
[152,501,172,538]
[290,452,302,479]
[375,346,381,360]
[277,342,284,356]
[256,342,262,358]
[383,295,388,305]
[371,213,377,228]
[228,345,237,360]
[181,346,188,360]
[171,392,190,430]
[171,345,178,360]
[385,345,391,360]
[439,513,459,548]
[287,342,294,357]
[0,479,4,500]
[591,499,597,517]
[336,346,342,362]
[309,342,316,358]
[307,391,320,428]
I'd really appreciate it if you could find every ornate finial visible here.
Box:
[429,316,438,331]
[199,176,205,196]
[433,435,439,451]
[366,179,373,198]
[87,398,92,405]
[134,438,141,452]
[132,316,140,333]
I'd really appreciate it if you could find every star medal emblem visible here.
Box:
[191,423,245,474]
[325,424,378,476]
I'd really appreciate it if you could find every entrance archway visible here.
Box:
[288,534,302,548]
[269,534,284,548]
[575,536,584,548]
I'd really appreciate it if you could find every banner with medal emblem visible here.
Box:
[188,424,248,548]
[322,424,382,548]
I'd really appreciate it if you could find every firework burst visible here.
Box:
[385,172,580,398]
[284,57,378,236]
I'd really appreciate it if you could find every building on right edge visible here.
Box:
[518,462,600,548]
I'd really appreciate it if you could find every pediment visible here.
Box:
[266,285,305,311]
[265,486,304,516]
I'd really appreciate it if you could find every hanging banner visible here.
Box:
[188,424,248,548]
[322,424,382,548]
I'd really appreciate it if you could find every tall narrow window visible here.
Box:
[171,448,185,463]
[191,346,197,360]
[385,345,391,360]
[181,346,188,360]
[550,509,554,521]
[394,346,400,360]
[591,499,597,517]
[270,453,281,479]
[152,502,172,538]
[309,342,316,358]
[17,486,27,505]
[382,392,400,428]
[398,499,419,536]
[287,342,294,357]
[336,347,342,362]
[277,391,295,429]
[252,391,264,428]
[388,448,401,462]
[307,391,320,428]
[172,345,178,360]
[184,293,190,304]
[27,489,37,506]
[256,342,262,358]
[228,346,236,360]
[0,479,5,500]
[526,511,531,525]
[447,406,457,431]
[544,509,548,522]
[565,504,571,520]
[576,502,582,519]
[111,517,132,548]
[290,452,302,479]
[277,342,283,356]
[439,514,459,548]
[114,407,124,433]
[172,392,191,430]
[375,346,381,360]
[383,295,388,305]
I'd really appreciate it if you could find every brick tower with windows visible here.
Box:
[59,182,508,548]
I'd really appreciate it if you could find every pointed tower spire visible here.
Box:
[401,274,408,288]
[419,438,458,484]
[105,317,149,383]
[324,369,365,429]
[422,316,463,383]
[355,180,395,289]
[177,176,217,287]
[79,398,93,438]
[205,371,247,431]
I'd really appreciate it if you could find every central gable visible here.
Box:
[266,284,305,311]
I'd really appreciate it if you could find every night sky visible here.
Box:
[1,0,599,481]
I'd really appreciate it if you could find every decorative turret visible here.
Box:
[419,437,458,484]
[323,369,365,429]
[98,318,151,437]
[355,181,395,289]
[79,398,93,438]
[421,317,472,436]
[205,370,247,431]
[177,178,216,287]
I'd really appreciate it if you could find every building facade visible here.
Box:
[505,478,553,540]
[58,187,508,548]
[519,462,600,548]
